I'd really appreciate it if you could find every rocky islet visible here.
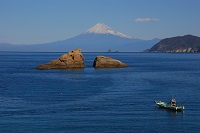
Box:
[36,48,128,70]
[93,56,128,68]
[36,48,85,70]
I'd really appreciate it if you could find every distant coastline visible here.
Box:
[146,35,200,53]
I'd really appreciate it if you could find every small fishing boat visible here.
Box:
[155,97,184,111]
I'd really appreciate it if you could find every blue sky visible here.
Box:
[0,0,200,44]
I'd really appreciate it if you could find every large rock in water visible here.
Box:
[93,56,128,68]
[36,48,85,70]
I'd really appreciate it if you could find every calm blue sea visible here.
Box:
[0,52,200,133]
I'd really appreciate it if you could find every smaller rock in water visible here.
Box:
[36,48,85,70]
[93,56,128,68]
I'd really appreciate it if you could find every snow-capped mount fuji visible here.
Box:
[83,23,132,39]
[0,23,160,52]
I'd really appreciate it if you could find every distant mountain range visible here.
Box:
[0,23,160,52]
[147,35,200,52]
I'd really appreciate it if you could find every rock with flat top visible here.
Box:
[93,56,128,68]
[36,48,85,70]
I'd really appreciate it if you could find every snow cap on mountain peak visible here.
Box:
[83,23,132,39]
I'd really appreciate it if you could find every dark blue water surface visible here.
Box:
[0,52,200,133]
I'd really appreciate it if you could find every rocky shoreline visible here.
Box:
[147,47,199,53]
